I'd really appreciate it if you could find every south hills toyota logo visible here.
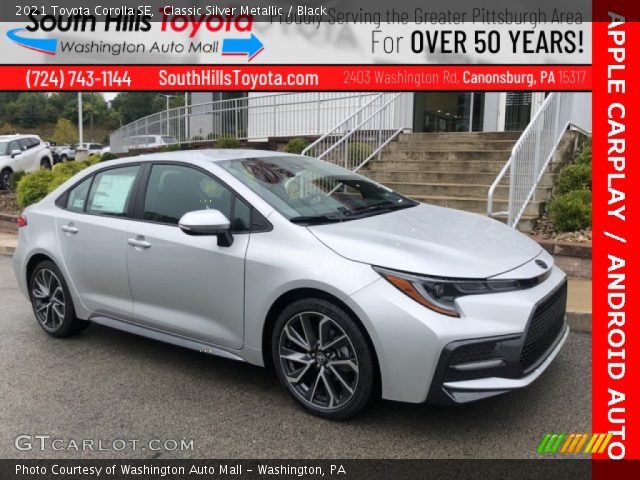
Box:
[7,28,57,55]
[7,8,264,60]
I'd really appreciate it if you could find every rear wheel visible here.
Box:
[272,298,375,420]
[0,169,12,190]
[29,261,90,337]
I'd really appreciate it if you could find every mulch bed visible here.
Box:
[530,212,591,245]
[0,191,21,215]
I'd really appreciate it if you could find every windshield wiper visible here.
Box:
[344,202,415,218]
[290,215,345,225]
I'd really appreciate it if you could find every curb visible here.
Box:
[567,311,591,333]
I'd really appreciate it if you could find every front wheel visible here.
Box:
[40,158,52,170]
[272,298,376,420]
[29,260,90,337]
[0,169,11,190]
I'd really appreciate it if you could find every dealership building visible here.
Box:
[187,91,547,138]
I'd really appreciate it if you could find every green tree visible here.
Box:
[51,118,78,145]
[110,92,184,125]
[6,93,49,127]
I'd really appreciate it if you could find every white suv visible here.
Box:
[0,135,53,190]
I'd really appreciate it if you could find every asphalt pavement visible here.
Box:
[0,256,591,459]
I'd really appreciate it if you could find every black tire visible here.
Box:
[29,260,90,337]
[40,158,52,170]
[61,154,68,161]
[272,298,375,420]
[0,169,11,190]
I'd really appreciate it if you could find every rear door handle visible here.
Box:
[61,225,79,234]
[127,238,151,249]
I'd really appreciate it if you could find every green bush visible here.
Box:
[555,163,592,195]
[348,143,372,165]
[87,153,102,165]
[547,190,592,232]
[216,136,240,148]
[191,135,205,142]
[284,137,310,154]
[16,170,54,208]
[100,152,118,162]
[164,144,181,152]
[575,139,592,165]
[47,161,90,192]
[206,132,217,141]
[9,171,25,190]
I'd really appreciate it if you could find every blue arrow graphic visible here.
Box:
[222,33,264,61]
[7,28,57,55]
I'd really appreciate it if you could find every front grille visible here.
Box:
[520,282,567,371]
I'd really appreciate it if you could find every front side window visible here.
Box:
[86,165,139,216]
[218,156,417,224]
[8,141,20,154]
[143,164,250,231]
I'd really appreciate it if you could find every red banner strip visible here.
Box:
[0,65,590,91]
[592,8,639,470]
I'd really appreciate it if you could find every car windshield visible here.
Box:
[218,156,417,224]
[0,142,8,156]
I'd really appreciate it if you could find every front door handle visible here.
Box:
[127,237,151,249]
[61,225,79,234]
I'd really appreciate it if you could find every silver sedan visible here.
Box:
[13,150,568,419]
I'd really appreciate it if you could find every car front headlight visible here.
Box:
[373,266,526,318]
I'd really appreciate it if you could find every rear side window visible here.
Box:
[86,165,140,216]
[143,164,250,232]
[66,177,92,212]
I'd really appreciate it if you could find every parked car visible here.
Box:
[0,134,53,190]
[60,143,103,161]
[123,135,178,151]
[12,150,568,419]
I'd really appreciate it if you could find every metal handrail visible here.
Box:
[487,92,592,228]
[301,93,384,158]
[110,92,384,153]
[302,92,412,171]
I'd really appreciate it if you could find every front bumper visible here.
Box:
[427,280,569,404]
[427,325,569,404]
[347,252,568,404]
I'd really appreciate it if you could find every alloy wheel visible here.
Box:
[31,269,66,332]
[0,171,11,190]
[278,311,359,410]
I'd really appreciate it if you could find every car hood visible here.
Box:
[308,204,543,278]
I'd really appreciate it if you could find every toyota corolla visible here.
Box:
[13,150,568,419]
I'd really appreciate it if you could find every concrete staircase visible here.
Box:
[361,131,574,231]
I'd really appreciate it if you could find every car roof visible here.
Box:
[0,134,39,141]
[122,149,302,164]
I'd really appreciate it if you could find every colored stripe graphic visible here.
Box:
[537,433,613,455]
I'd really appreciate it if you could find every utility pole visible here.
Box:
[77,92,83,144]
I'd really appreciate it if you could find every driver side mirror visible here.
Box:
[178,209,234,247]
[11,149,21,158]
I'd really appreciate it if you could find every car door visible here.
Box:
[7,140,21,169]
[56,164,141,319]
[16,138,38,171]
[126,163,250,349]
